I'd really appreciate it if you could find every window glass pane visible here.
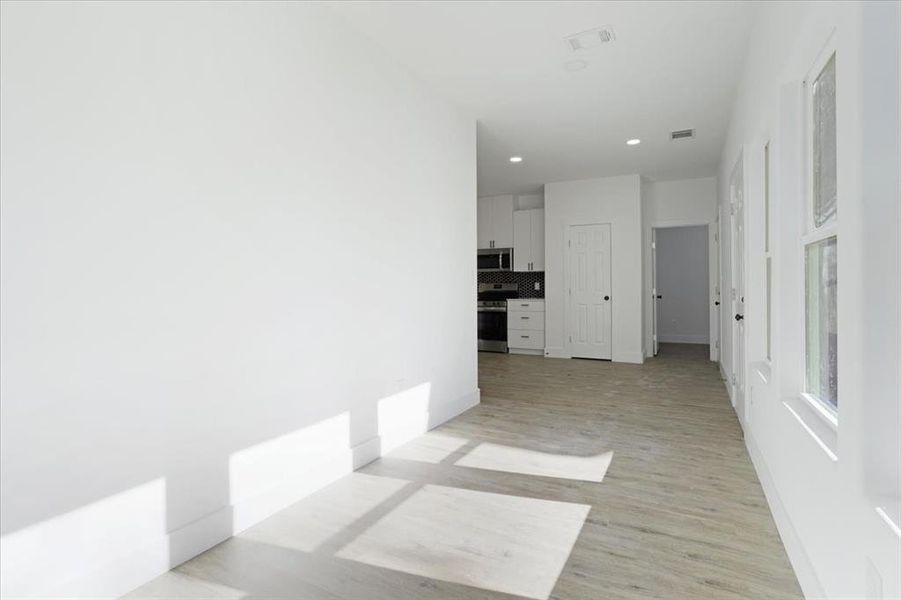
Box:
[805,236,837,408]
[766,257,772,361]
[812,54,837,227]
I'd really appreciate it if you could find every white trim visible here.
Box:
[612,351,645,364]
[798,392,837,430]
[745,431,828,600]
[752,360,772,385]
[3,389,481,599]
[802,31,838,237]
[782,395,839,462]
[508,348,543,356]
[647,220,720,361]
[544,346,571,359]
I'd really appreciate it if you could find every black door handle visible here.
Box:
[656,295,663,299]
[715,301,720,306]
[735,314,744,321]
[604,295,610,301]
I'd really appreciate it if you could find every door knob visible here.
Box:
[715,301,720,306]
[604,295,610,301]
[734,314,744,321]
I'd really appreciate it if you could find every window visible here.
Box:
[811,54,837,226]
[805,237,837,407]
[803,49,838,411]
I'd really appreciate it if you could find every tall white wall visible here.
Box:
[717,1,900,598]
[0,3,478,598]
[641,177,717,355]
[544,175,643,363]
[654,226,709,344]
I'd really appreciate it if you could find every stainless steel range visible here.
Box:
[477,283,519,352]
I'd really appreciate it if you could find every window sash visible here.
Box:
[803,236,838,411]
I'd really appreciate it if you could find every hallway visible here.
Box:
[126,345,801,599]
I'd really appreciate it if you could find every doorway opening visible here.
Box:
[651,225,713,358]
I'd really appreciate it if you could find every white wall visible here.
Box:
[641,177,717,355]
[515,192,544,210]
[0,3,478,598]
[717,2,900,599]
[544,175,643,363]
[654,226,709,344]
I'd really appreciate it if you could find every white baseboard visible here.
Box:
[1,388,481,600]
[545,346,644,364]
[544,346,570,359]
[745,431,826,599]
[657,334,709,344]
[508,348,543,356]
[612,351,645,364]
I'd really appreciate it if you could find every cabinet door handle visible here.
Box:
[522,335,530,339]
[521,303,529,307]
[521,316,529,319]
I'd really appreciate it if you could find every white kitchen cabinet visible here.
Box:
[508,310,544,330]
[477,195,514,249]
[507,298,545,355]
[512,209,544,271]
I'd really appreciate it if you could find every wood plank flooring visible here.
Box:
[125,344,802,599]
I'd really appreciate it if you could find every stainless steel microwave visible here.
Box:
[477,248,512,272]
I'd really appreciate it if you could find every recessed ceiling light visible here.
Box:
[509,156,523,163]
[626,139,641,145]
[564,59,588,72]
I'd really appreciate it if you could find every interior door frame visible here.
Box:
[651,228,659,356]
[729,152,747,427]
[565,222,612,360]
[648,219,719,361]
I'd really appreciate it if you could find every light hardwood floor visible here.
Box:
[125,344,802,599]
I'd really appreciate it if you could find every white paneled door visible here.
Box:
[730,155,746,426]
[567,224,612,360]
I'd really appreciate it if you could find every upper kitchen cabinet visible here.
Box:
[477,195,514,249]
[513,209,544,272]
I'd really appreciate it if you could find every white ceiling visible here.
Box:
[329,1,759,196]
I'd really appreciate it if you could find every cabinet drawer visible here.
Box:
[507,299,545,312]
[507,311,544,331]
[508,330,545,350]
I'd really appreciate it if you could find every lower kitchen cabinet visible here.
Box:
[507,298,545,355]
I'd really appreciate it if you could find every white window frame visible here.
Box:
[800,36,838,421]
[764,141,774,365]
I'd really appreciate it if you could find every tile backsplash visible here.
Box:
[477,270,545,298]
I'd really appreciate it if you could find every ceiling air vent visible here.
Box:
[565,27,616,52]
[671,128,696,141]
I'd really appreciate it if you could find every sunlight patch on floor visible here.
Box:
[335,484,590,600]
[239,473,409,553]
[385,431,470,464]
[455,443,614,483]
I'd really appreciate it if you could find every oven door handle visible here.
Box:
[477,307,507,313]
